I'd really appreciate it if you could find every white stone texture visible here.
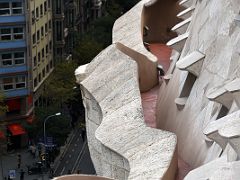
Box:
[156,0,240,170]
[166,32,189,53]
[112,0,157,63]
[184,156,240,180]
[172,17,192,35]
[75,0,240,178]
[111,0,160,93]
[176,50,205,77]
[177,6,195,20]
[78,44,177,179]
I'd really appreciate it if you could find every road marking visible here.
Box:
[71,141,87,173]
[77,142,87,167]
[60,167,65,175]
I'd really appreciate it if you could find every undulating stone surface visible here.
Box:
[77,44,178,179]
[157,0,240,176]
[75,0,240,179]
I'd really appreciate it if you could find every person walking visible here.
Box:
[17,154,21,169]
[81,127,86,142]
[20,169,25,180]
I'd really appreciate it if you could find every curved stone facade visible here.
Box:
[75,0,240,179]
[76,44,177,179]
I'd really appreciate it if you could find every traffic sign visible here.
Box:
[9,169,16,179]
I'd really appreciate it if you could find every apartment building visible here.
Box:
[52,0,106,60]
[29,0,54,105]
[0,0,53,150]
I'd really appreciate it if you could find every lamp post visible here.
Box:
[43,112,61,145]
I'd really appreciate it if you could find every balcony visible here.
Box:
[0,65,27,75]
[0,15,25,24]
[4,88,28,98]
[0,40,26,51]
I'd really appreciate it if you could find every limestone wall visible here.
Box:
[76,44,178,179]
[157,0,240,169]
[75,0,240,179]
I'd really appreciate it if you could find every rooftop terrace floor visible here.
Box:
[141,43,191,179]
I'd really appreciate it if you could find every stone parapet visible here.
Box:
[76,44,177,179]
[112,0,159,92]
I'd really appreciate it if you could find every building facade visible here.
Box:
[52,0,106,61]
[0,0,53,150]
[75,0,240,179]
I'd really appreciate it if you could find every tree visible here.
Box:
[115,0,140,12]
[24,106,71,146]
[74,36,103,65]
[88,15,115,47]
[0,92,7,115]
[42,61,78,106]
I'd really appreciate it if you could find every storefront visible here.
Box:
[7,123,28,150]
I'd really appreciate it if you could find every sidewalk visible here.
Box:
[0,149,49,180]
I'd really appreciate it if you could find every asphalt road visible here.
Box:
[54,128,95,176]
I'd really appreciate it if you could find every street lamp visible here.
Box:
[43,112,61,145]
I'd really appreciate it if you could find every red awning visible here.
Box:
[0,131,5,139]
[8,123,26,136]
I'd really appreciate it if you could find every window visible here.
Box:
[12,2,23,15]
[14,52,24,65]
[32,33,36,44]
[44,1,47,13]
[42,48,45,59]
[34,77,38,87]
[15,76,26,89]
[1,52,25,66]
[56,21,62,41]
[13,27,23,40]
[37,30,40,42]
[40,4,43,16]
[50,60,53,69]
[46,64,49,73]
[42,69,45,78]
[0,3,10,16]
[0,28,11,41]
[56,0,62,14]
[49,20,52,30]
[38,52,41,62]
[38,73,41,82]
[0,2,23,16]
[41,26,44,37]
[0,27,24,41]
[48,0,51,9]
[49,41,52,51]
[32,10,35,24]
[46,45,49,55]
[3,78,13,90]
[45,23,48,35]
[33,56,37,67]
[1,53,12,66]
[36,7,39,19]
